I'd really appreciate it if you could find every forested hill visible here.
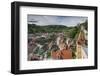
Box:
[28,24,72,33]
[28,20,87,39]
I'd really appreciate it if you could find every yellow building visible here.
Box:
[75,26,88,59]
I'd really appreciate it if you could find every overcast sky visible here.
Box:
[28,15,87,27]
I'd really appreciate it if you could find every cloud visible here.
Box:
[28,15,87,26]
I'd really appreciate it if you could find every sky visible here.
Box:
[28,15,87,27]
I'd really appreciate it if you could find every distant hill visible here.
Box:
[28,20,87,39]
[28,24,69,33]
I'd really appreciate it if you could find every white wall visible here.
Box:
[0,0,99,76]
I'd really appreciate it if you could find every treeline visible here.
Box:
[28,20,87,39]
[28,24,69,33]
